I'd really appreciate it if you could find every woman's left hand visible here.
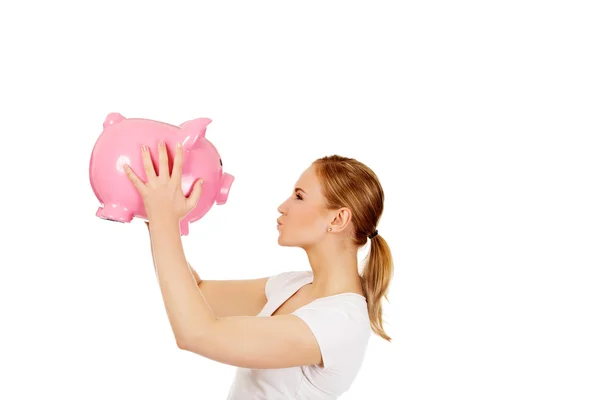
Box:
[124,140,203,222]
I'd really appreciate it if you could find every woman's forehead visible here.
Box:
[295,166,320,193]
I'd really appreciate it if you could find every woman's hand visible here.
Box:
[123,140,203,223]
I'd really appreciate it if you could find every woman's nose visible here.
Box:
[277,202,286,215]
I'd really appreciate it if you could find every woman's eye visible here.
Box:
[295,194,302,200]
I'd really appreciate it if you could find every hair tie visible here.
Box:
[368,230,378,239]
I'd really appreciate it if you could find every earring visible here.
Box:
[328,227,332,231]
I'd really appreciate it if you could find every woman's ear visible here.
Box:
[329,207,352,233]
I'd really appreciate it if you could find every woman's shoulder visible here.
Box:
[269,269,313,282]
[299,292,370,326]
[265,270,313,299]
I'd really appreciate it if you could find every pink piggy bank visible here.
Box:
[89,112,234,235]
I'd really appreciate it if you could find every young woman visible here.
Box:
[124,141,394,399]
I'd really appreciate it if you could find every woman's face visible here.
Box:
[277,165,331,249]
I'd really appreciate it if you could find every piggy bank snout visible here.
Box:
[216,172,235,205]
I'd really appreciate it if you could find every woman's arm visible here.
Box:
[183,314,323,369]
[148,215,322,369]
[146,221,200,285]
[147,215,214,344]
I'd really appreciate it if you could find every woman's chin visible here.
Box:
[277,234,294,247]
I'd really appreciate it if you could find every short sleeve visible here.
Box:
[292,297,371,371]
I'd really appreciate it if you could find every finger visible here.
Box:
[123,164,147,196]
[186,178,203,209]
[157,140,169,179]
[171,142,184,184]
[141,145,157,180]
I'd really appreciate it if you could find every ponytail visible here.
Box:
[360,233,394,342]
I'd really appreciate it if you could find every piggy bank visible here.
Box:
[89,112,234,235]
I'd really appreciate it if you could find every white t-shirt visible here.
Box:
[226,270,372,399]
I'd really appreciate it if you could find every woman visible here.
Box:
[124,141,394,399]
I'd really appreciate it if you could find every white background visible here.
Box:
[1,1,599,399]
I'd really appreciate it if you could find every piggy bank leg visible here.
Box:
[179,220,189,236]
[96,204,134,223]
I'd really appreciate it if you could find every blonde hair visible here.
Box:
[312,155,394,341]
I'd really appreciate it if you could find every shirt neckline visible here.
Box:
[261,272,366,317]
[299,271,367,300]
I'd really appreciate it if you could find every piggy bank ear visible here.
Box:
[103,113,126,129]
[179,118,212,150]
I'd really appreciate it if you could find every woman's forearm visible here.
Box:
[146,221,201,286]
[147,215,216,344]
